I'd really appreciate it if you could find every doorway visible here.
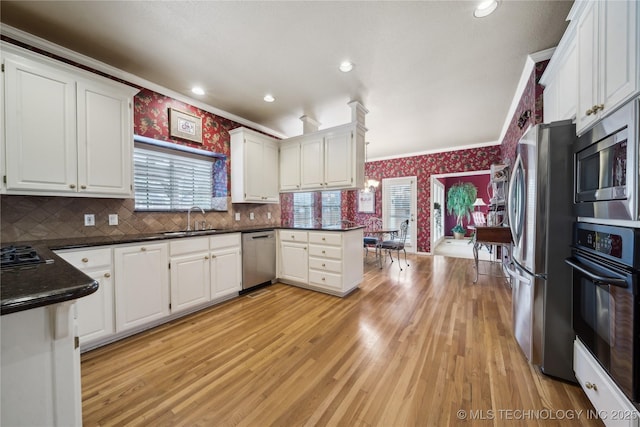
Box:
[431,178,445,251]
[382,176,417,253]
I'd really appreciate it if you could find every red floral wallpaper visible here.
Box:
[501,60,549,165]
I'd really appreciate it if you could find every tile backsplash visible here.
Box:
[0,195,280,243]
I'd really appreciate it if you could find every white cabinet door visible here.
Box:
[600,0,638,113]
[300,136,324,189]
[556,39,577,121]
[324,129,353,188]
[77,79,132,196]
[55,247,114,346]
[243,133,266,202]
[170,253,211,313]
[210,246,241,299]
[280,242,309,283]
[279,141,301,191]
[576,0,599,132]
[4,55,77,193]
[114,243,169,332]
[262,139,280,202]
[76,268,114,345]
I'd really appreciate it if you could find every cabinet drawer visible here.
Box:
[309,257,342,273]
[170,237,209,256]
[279,230,308,243]
[309,270,342,289]
[56,247,112,269]
[574,339,640,427]
[308,244,342,259]
[210,233,241,249]
[309,232,342,246]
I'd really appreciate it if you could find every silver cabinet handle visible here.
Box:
[104,273,111,278]
[140,247,146,252]
[69,184,76,189]
[585,382,598,391]
[81,258,89,263]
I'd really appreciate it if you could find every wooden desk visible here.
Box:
[472,226,512,283]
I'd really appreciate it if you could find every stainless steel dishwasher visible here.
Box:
[241,230,276,292]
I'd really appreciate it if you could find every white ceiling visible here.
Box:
[0,1,573,160]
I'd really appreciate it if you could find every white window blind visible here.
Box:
[321,191,341,227]
[293,192,314,227]
[134,143,223,211]
[383,181,413,242]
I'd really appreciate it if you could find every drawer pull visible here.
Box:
[322,250,326,254]
[322,263,326,267]
[69,184,76,189]
[81,257,89,263]
[322,237,326,241]
[80,185,87,190]
[586,107,594,116]
[585,382,598,391]
[321,277,326,281]
[104,273,111,278]
[291,235,295,239]
[205,256,209,260]
[141,247,146,252]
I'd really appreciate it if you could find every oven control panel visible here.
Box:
[577,229,623,258]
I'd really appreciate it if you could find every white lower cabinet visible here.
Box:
[114,242,169,333]
[210,234,242,299]
[55,247,114,347]
[279,231,309,283]
[169,237,211,314]
[1,303,82,426]
[278,229,363,296]
[574,338,640,427]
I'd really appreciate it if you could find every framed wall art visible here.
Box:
[169,108,203,143]
[358,190,375,213]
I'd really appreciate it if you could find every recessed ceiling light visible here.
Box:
[191,86,205,95]
[339,61,354,73]
[474,0,499,18]
[263,94,275,103]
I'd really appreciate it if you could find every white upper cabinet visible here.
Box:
[576,0,638,133]
[2,43,138,197]
[279,140,301,191]
[541,29,577,123]
[280,122,365,192]
[230,127,279,203]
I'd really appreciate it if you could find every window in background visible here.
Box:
[293,192,315,227]
[133,136,227,211]
[321,191,342,227]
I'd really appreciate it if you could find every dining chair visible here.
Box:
[379,219,410,270]
[362,217,383,256]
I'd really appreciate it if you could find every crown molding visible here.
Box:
[368,140,500,162]
[0,25,287,139]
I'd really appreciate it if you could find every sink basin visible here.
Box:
[162,230,216,237]
[163,231,188,237]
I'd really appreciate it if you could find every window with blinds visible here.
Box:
[293,192,315,227]
[321,191,341,227]
[383,180,413,243]
[133,137,227,211]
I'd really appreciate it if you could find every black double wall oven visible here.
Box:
[566,221,640,407]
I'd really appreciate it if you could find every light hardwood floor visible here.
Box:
[81,254,601,426]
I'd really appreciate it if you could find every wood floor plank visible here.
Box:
[81,254,601,426]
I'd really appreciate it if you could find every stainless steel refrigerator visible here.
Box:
[506,120,576,382]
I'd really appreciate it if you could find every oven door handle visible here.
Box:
[564,257,628,288]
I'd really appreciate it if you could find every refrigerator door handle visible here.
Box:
[504,261,531,285]
[564,257,628,287]
[508,154,525,244]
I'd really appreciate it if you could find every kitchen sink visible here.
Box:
[162,230,216,237]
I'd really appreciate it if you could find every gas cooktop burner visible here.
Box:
[0,245,46,268]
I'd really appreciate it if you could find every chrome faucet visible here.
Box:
[187,206,205,231]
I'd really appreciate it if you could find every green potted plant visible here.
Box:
[446,182,477,239]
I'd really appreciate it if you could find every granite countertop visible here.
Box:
[0,224,363,315]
